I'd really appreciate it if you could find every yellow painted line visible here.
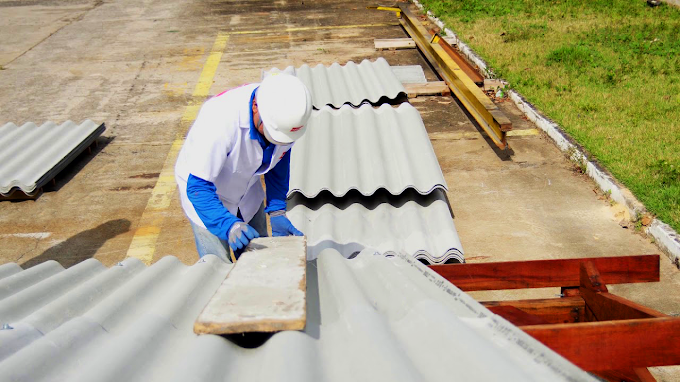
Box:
[193,35,229,97]
[428,131,480,140]
[227,22,399,36]
[429,129,539,141]
[181,104,202,123]
[126,33,229,264]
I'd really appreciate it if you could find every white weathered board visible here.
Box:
[374,38,416,50]
[404,81,451,98]
[194,236,307,335]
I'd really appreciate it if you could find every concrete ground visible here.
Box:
[1,0,679,379]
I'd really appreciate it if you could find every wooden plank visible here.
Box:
[428,29,485,85]
[482,296,583,324]
[404,81,450,98]
[487,305,550,326]
[398,6,510,149]
[194,236,307,335]
[633,368,658,382]
[583,291,668,321]
[561,286,580,297]
[429,255,659,291]
[374,38,415,50]
[584,303,597,322]
[580,261,608,292]
[442,36,457,45]
[579,262,667,321]
[521,317,680,370]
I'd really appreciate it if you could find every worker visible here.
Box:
[175,74,312,262]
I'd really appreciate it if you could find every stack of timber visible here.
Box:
[429,254,680,382]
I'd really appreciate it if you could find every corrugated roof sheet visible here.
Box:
[0,120,105,196]
[288,189,464,264]
[289,103,447,198]
[0,252,595,382]
[267,57,406,108]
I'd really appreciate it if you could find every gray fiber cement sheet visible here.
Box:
[288,189,465,264]
[0,252,595,381]
[289,103,447,198]
[266,57,406,108]
[0,120,105,197]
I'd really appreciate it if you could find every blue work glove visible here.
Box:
[227,221,260,251]
[270,211,303,237]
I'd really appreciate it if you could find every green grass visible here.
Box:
[419,0,680,232]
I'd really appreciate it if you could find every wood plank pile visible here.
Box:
[429,255,680,382]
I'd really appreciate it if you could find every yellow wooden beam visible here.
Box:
[398,6,511,150]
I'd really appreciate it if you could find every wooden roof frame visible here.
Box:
[429,255,680,382]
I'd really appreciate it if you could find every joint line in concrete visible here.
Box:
[225,22,400,36]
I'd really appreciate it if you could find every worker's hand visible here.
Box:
[270,213,303,237]
[227,221,260,251]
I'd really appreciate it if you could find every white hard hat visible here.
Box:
[256,73,313,144]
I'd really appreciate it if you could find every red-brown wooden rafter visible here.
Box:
[482,296,583,324]
[485,305,550,326]
[429,255,678,382]
[521,317,680,371]
[429,254,659,291]
[579,261,667,322]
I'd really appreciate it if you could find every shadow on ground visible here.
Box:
[48,135,115,193]
[21,218,131,269]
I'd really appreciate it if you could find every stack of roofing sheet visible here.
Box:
[266,57,406,108]
[278,58,463,264]
[0,120,105,198]
[288,103,446,197]
[0,252,595,381]
[288,188,464,264]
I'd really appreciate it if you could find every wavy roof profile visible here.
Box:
[288,190,464,264]
[0,120,105,197]
[268,57,406,108]
[289,103,447,198]
[0,252,594,381]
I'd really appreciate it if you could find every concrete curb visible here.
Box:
[411,0,680,266]
[665,0,680,8]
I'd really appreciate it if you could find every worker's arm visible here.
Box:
[264,150,303,237]
[187,174,258,250]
